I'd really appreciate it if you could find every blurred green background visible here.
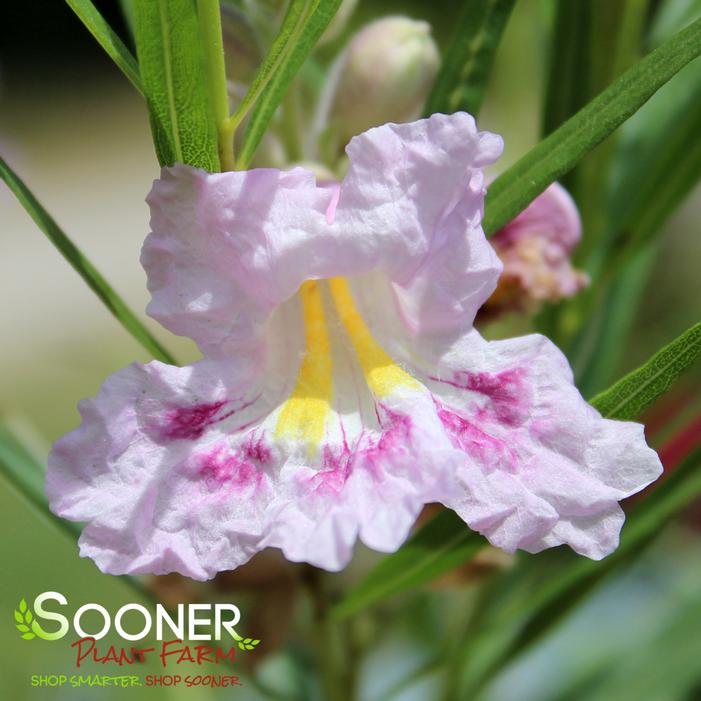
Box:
[1,1,700,699]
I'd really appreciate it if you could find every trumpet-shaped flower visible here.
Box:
[47,113,662,580]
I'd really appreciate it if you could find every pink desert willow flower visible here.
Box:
[46,113,662,580]
[483,182,588,317]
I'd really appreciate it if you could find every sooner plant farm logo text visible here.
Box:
[14,591,260,663]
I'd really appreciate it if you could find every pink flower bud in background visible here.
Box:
[482,182,588,318]
[326,17,439,145]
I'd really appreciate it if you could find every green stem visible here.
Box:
[303,567,354,701]
[197,0,236,170]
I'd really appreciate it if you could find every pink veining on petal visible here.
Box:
[197,447,262,493]
[243,432,273,465]
[430,368,530,426]
[304,426,353,497]
[363,409,412,479]
[323,182,341,224]
[162,401,228,440]
[435,400,518,473]
[160,395,261,441]
[303,407,414,497]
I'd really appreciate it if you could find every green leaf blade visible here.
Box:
[133,0,219,170]
[0,157,175,364]
[423,0,516,117]
[66,0,143,95]
[591,320,701,420]
[332,510,485,620]
[484,17,701,235]
[236,0,342,168]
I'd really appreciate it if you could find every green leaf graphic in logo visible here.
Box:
[230,629,262,652]
[14,598,35,640]
[13,598,57,641]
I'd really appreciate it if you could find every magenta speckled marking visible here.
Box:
[244,433,272,465]
[436,401,518,473]
[305,407,413,496]
[430,368,529,426]
[198,447,261,492]
[163,401,228,440]
[364,409,411,477]
[162,395,260,440]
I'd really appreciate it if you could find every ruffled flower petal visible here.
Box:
[142,113,503,358]
[419,330,662,558]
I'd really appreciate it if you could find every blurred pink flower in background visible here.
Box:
[483,182,588,318]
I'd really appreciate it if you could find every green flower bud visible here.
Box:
[328,17,439,144]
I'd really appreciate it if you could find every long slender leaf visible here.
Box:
[483,17,701,235]
[422,0,516,117]
[615,88,701,256]
[332,511,485,620]
[133,0,219,170]
[538,55,701,379]
[542,0,591,139]
[334,318,701,618]
[236,0,342,168]
[0,422,81,540]
[0,157,175,364]
[567,0,649,263]
[574,244,657,396]
[66,0,143,94]
[590,320,701,420]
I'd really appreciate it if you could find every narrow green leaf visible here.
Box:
[16,624,30,633]
[565,0,649,262]
[231,0,306,132]
[483,17,701,235]
[574,244,657,396]
[542,0,591,138]
[236,0,342,168]
[21,633,35,640]
[536,55,701,379]
[0,157,176,364]
[422,0,515,117]
[14,611,23,623]
[332,510,485,620]
[133,0,219,170]
[615,88,701,257]
[66,0,143,95]
[590,320,701,420]
[0,422,81,540]
[19,599,27,613]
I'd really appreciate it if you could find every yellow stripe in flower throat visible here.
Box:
[276,278,420,456]
[328,277,419,397]
[276,281,333,453]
